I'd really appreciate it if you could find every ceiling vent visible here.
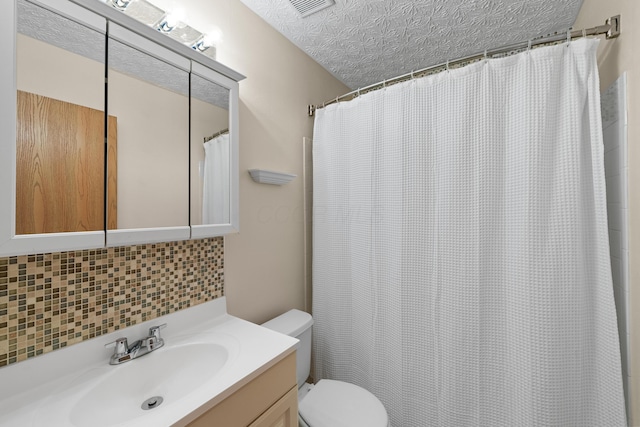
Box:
[288,0,335,18]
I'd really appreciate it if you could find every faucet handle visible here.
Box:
[146,324,166,351]
[105,337,128,356]
[148,323,167,340]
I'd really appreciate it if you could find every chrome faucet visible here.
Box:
[105,324,166,365]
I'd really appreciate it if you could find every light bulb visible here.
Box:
[203,27,223,47]
[110,0,133,10]
[156,7,187,32]
[192,27,223,53]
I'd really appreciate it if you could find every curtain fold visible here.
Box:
[202,133,230,224]
[312,38,626,427]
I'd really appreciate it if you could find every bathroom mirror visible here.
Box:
[190,63,239,239]
[0,0,108,255]
[190,73,230,226]
[0,0,242,256]
[106,24,190,246]
[16,1,108,234]
[17,0,108,235]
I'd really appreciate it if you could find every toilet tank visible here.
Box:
[262,309,313,389]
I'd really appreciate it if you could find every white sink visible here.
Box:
[0,297,298,427]
[69,342,228,427]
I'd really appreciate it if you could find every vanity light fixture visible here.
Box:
[109,0,165,27]
[98,0,222,60]
[191,36,210,52]
[109,0,133,11]
[155,10,185,33]
[191,28,223,52]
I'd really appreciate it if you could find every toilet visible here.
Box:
[262,310,389,427]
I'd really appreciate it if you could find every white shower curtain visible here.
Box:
[312,39,626,426]
[202,133,230,224]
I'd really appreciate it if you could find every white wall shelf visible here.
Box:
[248,169,297,185]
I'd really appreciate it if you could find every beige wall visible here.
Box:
[161,0,349,323]
[574,3,640,425]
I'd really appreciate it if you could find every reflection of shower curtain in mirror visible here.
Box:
[202,133,230,224]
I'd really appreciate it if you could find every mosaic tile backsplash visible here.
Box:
[0,237,224,367]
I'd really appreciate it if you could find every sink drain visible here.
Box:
[141,396,164,410]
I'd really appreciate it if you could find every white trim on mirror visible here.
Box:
[0,232,105,257]
[0,0,17,254]
[228,78,240,234]
[191,224,237,240]
[191,62,235,89]
[106,226,191,247]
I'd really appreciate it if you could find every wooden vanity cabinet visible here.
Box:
[184,351,298,427]
[249,386,298,427]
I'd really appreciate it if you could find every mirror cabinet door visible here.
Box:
[0,0,107,256]
[190,73,231,226]
[106,25,191,246]
[190,63,239,239]
[17,0,107,235]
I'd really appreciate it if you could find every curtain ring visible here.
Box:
[383,79,386,88]
[446,60,450,71]
[484,49,488,59]
[527,40,532,51]
[411,70,415,79]
[566,29,572,44]
[582,28,587,38]
[335,96,339,104]
[357,88,361,97]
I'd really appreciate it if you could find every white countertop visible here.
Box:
[0,297,298,427]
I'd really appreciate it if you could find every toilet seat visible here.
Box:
[298,379,388,427]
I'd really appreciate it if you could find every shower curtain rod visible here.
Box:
[204,128,229,143]
[308,15,621,117]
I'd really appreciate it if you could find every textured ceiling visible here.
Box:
[239,0,584,90]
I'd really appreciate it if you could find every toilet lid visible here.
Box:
[299,379,388,427]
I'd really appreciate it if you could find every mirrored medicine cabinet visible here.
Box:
[0,0,243,256]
